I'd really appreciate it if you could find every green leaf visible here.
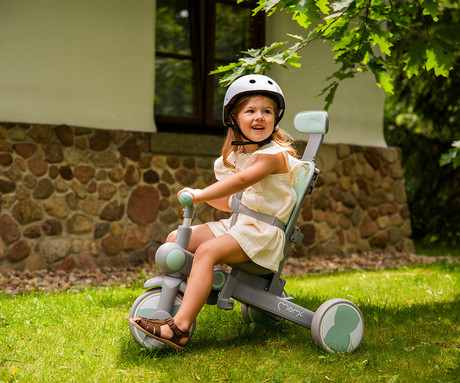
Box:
[265,52,288,64]
[245,47,262,57]
[209,62,239,75]
[286,52,302,67]
[440,145,460,169]
[331,0,353,12]
[371,28,393,56]
[422,0,442,22]
[377,71,394,94]
[287,33,304,40]
[253,0,281,15]
[362,51,371,65]
[369,60,394,94]
[240,56,259,65]
[401,40,426,79]
[316,0,330,14]
[261,41,289,55]
[425,41,455,77]
[216,65,247,87]
[319,81,339,110]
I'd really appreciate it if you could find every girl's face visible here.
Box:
[233,95,277,151]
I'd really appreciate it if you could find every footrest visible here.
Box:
[217,298,235,310]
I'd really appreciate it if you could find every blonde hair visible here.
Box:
[221,94,297,169]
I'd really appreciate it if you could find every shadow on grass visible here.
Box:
[117,308,306,363]
[116,292,459,369]
[114,262,459,382]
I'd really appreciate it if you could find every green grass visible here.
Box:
[1,263,458,383]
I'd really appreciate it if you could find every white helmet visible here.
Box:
[222,74,285,127]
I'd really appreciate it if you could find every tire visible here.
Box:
[311,298,364,353]
[127,288,195,349]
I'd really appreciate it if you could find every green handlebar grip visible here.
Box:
[179,192,193,206]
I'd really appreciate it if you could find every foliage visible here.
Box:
[383,5,460,246]
[0,263,459,382]
[440,142,460,169]
[211,0,460,110]
[384,127,460,247]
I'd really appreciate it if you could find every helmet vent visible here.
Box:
[249,79,256,83]
[268,80,273,85]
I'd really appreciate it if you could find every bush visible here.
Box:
[384,126,460,247]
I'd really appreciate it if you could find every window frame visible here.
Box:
[154,0,265,134]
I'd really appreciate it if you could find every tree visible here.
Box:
[212,0,459,109]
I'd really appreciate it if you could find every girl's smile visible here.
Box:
[233,95,277,151]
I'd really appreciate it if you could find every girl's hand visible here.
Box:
[177,188,203,204]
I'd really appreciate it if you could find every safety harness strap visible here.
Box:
[229,192,286,231]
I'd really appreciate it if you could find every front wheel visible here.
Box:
[127,288,195,349]
[311,298,364,353]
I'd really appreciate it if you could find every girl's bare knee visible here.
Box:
[193,241,219,265]
[166,230,177,243]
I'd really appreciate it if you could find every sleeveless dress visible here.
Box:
[206,142,306,272]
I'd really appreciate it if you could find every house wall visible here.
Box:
[0,1,386,146]
[0,2,414,272]
[266,12,387,147]
[0,0,156,132]
[0,123,414,271]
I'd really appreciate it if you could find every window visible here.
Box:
[154,0,264,134]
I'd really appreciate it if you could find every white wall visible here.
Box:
[0,0,156,132]
[266,12,387,147]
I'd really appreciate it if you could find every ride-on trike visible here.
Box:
[127,111,364,353]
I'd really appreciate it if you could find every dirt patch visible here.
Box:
[0,252,456,295]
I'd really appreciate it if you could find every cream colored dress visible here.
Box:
[206,142,306,272]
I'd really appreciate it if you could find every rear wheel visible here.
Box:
[128,288,195,349]
[240,290,287,326]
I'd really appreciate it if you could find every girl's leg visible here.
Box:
[157,231,249,345]
[166,224,216,253]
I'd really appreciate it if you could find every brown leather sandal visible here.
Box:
[129,317,189,351]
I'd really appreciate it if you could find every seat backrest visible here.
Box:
[283,111,328,241]
[284,161,315,239]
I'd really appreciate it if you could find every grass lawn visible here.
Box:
[0,262,458,382]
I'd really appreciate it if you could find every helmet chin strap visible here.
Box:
[230,119,278,147]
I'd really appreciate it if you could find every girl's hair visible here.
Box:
[221,94,297,169]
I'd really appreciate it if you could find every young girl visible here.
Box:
[130,74,305,350]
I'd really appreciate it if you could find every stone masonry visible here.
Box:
[0,123,414,271]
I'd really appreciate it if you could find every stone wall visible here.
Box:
[0,123,414,271]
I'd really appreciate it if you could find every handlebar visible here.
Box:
[179,192,194,206]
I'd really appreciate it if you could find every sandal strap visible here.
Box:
[165,317,189,337]
[134,317,164,336]
[164,318,190,347]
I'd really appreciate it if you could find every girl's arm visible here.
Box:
[205,196,232,212]
[178,152,287,205]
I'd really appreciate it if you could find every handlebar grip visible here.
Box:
[179,192,194,206]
